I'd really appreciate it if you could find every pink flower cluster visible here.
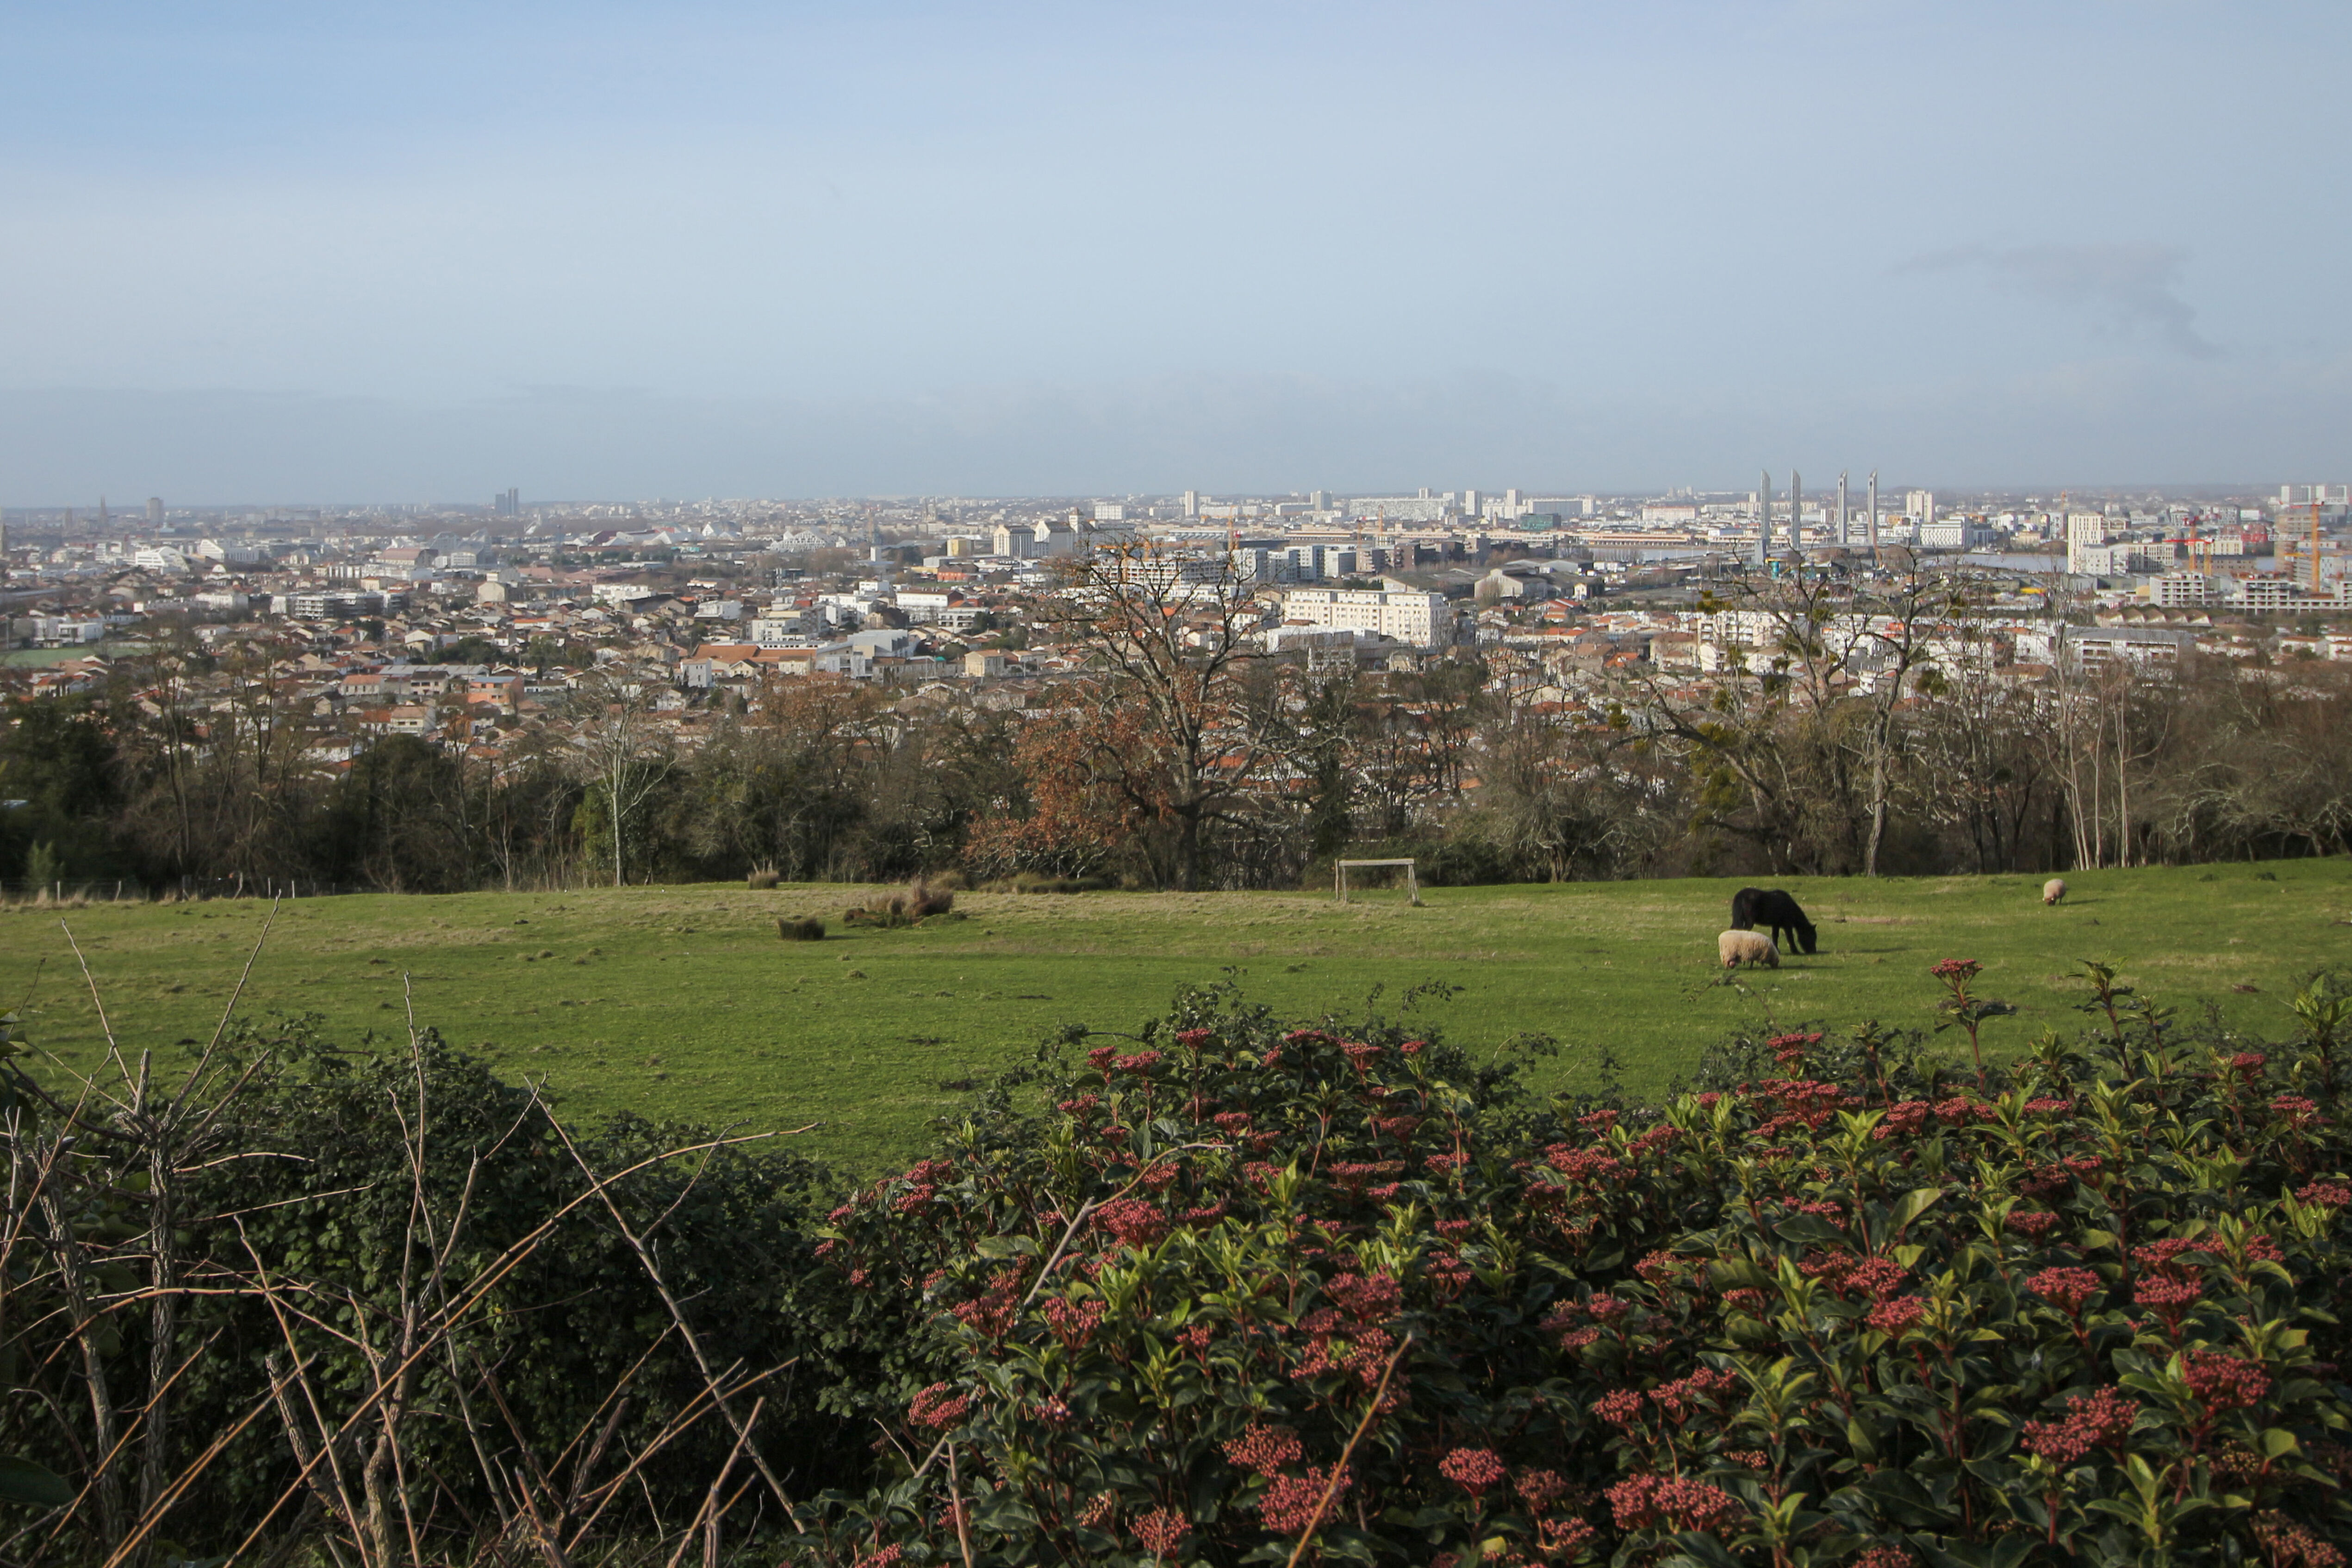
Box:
[1095,1197,1170,1248]
[1605,1472,1743,1533]
[2022,1386,2137,1465]
[909,1382,971,1430]
[2028,1266,2103,1316]
[1221,1422,1302,1477]
[2182,1349,2271,1414]
[1437,1447,1507,1496]
[1258,1466,1349,1537]
[1131,1506,1187,1558]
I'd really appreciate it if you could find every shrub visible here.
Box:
[798,969,2352,1566]
[1026,874,1109,894]
[844,881,956,928]
[0,1012,885,1557]
[749,865,782,889]
[779,916,827,941]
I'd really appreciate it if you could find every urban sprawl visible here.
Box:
[6,479,2349,783]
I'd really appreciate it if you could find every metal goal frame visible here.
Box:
[1334,858,1419,904]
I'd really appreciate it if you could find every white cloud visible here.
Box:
[1899,243,2221,360]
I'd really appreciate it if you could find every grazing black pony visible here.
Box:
[1730,887,1817,955]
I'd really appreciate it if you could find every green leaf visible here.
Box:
[2261,1427,2300,1460]
[974,1234,1039,1260]
[1892,1186,1947,1230]
[1773,1215,1847,1247]
[0,1457,71,1508]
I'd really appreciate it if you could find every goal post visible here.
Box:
[1334,858,1419,905]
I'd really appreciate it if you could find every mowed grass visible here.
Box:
[4,863,2348,1171]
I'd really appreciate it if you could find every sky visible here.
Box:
[2,0,2347,502]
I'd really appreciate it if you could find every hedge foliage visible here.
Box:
[805,968,2352,1568]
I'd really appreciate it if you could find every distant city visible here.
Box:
[3,479,2346,755]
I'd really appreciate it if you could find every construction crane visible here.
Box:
[2308,500,2327,594]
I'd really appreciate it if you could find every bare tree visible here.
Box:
[573,670,673,887]
[1042,543,1274,890]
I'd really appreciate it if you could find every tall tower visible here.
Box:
[1866,471,1880,559]
[146,496,164,526]
[1788,472,1801,556]
[1836,472,1849,546]
[1755,471,1772,566]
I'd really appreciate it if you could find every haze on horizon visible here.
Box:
[3,0,2346,505]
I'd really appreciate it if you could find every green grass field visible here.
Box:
[5,863,2348,1170]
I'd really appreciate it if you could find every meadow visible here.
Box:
[4,860,2346,1170]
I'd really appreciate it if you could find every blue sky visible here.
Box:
[2,1,2345,501]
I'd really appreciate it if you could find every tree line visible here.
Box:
[4,560,2348,894]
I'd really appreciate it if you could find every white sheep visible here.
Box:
[2043,878,2068,906]
[1718,929,1780,969]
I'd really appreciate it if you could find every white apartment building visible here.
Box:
[1280,587,1451,649]
[2231,576,2352,613]
[749,613,818,646]
[2066,513,2112,575]
[2063,626,2192,670]
[1917,519,1977,549]
[2146,573,2218,609]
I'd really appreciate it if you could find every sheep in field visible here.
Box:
[1719,929,1780,969]
[2043,878,2068,905]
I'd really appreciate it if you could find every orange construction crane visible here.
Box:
[2308,500,2327,593]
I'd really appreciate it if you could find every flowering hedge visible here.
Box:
[801,971,2352,1567]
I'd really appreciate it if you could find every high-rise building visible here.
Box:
[1309,490,1331,511]
[1504,488,1522,517]
[146,497,164,525]
[1755,471,1772,566]
[1462,489,1482,518]
[2066,512,2110,574]
[1836,473,1849,546]
[1788,472,1802,552]
[1182,490,1199,518]
[1905,489,1935,525]
[1866,472,1879,555]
